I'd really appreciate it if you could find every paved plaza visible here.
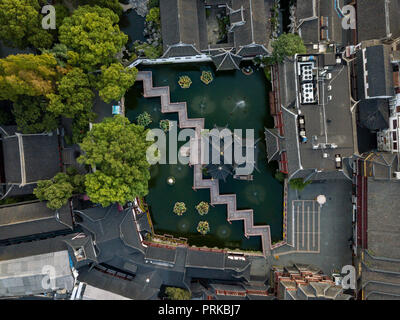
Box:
[270,179,354,275]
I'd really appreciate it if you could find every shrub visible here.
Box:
[159,119,170,132]
[132,41,162,59]
[164,287,191,300]
[197,221,210,235]
[289,178,312,191]
[146,7,160,25]
[200,71,213,85]
[136,111,152,127]
[178,76,192,89]
[196,201,209,215]
[274,171,286,182]
[173,202,187,216]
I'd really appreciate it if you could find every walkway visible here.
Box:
[270,180,353,275]
[292,200,320,253]
[271,199,320,256]
[136,71,272,256]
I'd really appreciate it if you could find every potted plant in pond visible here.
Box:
[178,75,192,89]
[159,119,170,132]
[136,111,152,127]
[197,221,210,235]
[195,201,209,215]
[173,202,186,216]
[200,71,213,85]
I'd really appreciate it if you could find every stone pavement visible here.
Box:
[270,179,353,275]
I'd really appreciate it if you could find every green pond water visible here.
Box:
[125,63,283,251]
[119,9,146,50]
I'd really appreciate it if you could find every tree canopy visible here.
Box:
[59,5,127,71]
[34,169,85,210]
[271,33,307,64]
[0,0,54,49]
[146,7,160,25]
[47,67,94,118]
[164,287,191,300]
[97,63,138,103]
[289,178,312,192]
[132,41,163,59]
[13,95,58,134]
[34,173,75,210]
[41,44,70,68]
[71,109,97,145]
[0,53,59,101]
[78,115,151,207]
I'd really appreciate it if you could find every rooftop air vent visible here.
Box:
[301,64,313,82]
[301,83,315,104]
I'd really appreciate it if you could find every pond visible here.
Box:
[125,63,283,252]
[119,9,146,50]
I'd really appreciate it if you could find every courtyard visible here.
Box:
[125,62,283,252]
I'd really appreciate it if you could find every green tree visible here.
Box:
[71,110,97,144]
[0,0,54,49]
[27,29,54,50]
[0,101,13,126]
[41,44,70,68]
[34,170,86,210]
[271,33,306,64]
[132,41,162,59]
[34,173,75,210]
[164,287,191,300]
[66,167,86,194]
[13,95,58,134]
[97,63,138,103]
[47,68,94,118]
[289,178,312,192]
[55,4,71,29]
[78,115,151,207]
[274,171,285,183]
[136,112,152,127]
[59,5,128,71]
[0,53,58,101]
[146,7,160,25]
